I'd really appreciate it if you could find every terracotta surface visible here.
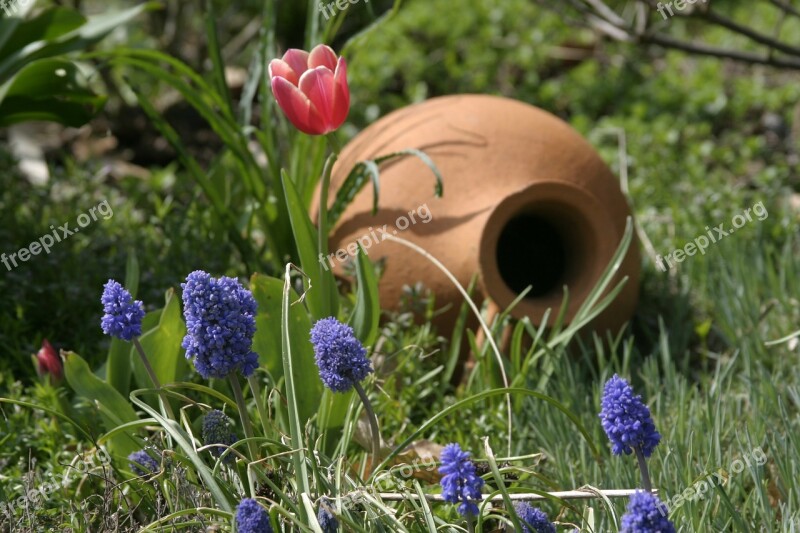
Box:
[316,94,640,334]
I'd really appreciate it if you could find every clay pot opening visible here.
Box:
[495,213,568,298]
[479,181,617,324]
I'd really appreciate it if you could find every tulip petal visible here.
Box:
[308,44,338,71]
[268,59,299,86]
[282,49,310,77]
[271,76,326,135]
[331,57,350,129]
[299,66,337,133]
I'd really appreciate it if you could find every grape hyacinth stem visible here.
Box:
[132,337,175,420]
[230,375,258,459]
[635,446,653,492]
[354,381,381,467]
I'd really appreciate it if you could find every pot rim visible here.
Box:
[477,179,620,323]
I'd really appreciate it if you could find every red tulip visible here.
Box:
[34,339,62,383]
[269,44,350,135]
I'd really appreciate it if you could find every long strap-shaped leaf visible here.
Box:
[281,263,311,516]
[328,149,444,227]
[129,389,233,512]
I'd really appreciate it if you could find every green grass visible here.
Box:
[1,0,799,531]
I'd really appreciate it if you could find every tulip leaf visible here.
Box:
[328,159,380,225]
[63,351,139,457]
[317,387,355,432]
[348,244,380,347]
[280,265,311,496]
[250,272,322,423]
[328,148,444,226]
[106,250,139,396]
[131,288,187,392]
[281,170,338,320]
[318,246,379,434]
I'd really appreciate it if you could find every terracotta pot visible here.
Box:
[317,94,640,334]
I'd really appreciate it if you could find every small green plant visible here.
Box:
[0,3,150,126]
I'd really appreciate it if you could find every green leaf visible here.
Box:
[373,149,444,196]
[0,95,103,126]
[328,149,444,226]
[316,152,340,319]
[282,170,337,320]
[328,159,380,226]
[131,288,186,391]
[280,265,311,506]
[124,248,140,303]
[3,58,79,97]
[348,245,380,346]
[63,351,139,457]
[370,387,602,480]
[0,7,86,60]
[0,14,22,55]
[203,0,233,114]
[106,251,138,397]
[106,336,132,398]
[483,438,524,531]
[0,59,105,126]
[250,273,322,423]
[317,387,355,431]
[0,3,155,87]
[129,390,233,512]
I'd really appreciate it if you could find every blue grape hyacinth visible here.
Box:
[101,280,145,341]
[235,498,273,533]
[181,271,259,379]
[599,375,661,457]
[620,491,675,533]
[513,502,556,533]
[317,497,339,532]
[310,317,372,393]
[128,449,159,476]
[202,409,237,459]
[439,443,485,516]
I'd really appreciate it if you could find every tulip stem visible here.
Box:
[635,446,653,492]
[326,133,342,155]
[353,381,381,471]
[132,337,175,421]
[230,374,259,460]
[317,151,338,318]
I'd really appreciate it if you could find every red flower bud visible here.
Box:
[34,339,62,383]
[269,44,350,135]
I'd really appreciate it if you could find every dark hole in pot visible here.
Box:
[496,214,567,298]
